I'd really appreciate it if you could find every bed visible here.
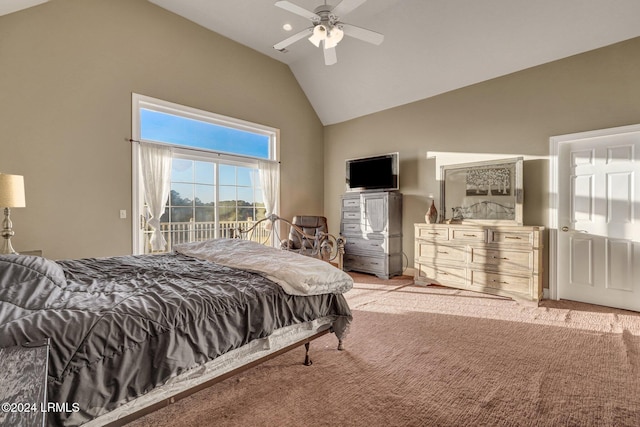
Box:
[0,236,353,426]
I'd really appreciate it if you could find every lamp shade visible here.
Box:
[308,24,326,47]
[324,26,344,49]
[0,174,26,208]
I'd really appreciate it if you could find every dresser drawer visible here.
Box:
[342,210,361,221]
[345,236,401,255]
[415,242,466,264]
[469,248,533,271]
[415,262,465,286]
[341,222,363,235]
[341,197,361,209]
[488,230,534,245]
[450,228,486,243]
[468,270,531,295]
[415,226,449,241]
[344,236,385,255]
[344,254,386,274]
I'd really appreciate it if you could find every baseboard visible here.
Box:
[403,266,416,278]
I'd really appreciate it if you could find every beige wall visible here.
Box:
[324,37,640,280]
[0,0,324,259]
[2,1,639,267]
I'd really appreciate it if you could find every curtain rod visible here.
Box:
[125,138,280,164]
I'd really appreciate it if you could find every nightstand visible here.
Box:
[19,250,43,257]
[0,340,50,427]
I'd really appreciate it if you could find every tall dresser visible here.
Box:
[340,191,403,279]
[414,223,544,302]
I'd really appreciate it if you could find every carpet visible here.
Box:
[129,273,640,426]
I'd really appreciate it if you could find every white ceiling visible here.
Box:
[6,1,640,125]
[0,0,48,17]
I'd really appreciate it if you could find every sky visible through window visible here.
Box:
[140,109,270,159]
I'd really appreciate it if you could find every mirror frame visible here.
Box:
[440,157,524,225]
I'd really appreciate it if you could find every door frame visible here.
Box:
[548,123,640,301]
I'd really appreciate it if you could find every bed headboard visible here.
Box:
[231,214,345,270]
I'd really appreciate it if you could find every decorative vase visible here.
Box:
[425,199,438,224]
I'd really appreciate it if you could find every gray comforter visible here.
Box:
[0,253,352,426]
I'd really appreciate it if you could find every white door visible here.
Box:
[555,126,640,311]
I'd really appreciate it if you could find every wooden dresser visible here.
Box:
[341,191,403,279]
[414,223,544,302]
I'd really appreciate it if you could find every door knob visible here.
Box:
[561,226,569,232]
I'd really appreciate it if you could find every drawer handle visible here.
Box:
[463,234,477,237]
[427,232,440,235]
[491,256,508,260]
[491,279,509,284]
[505,236,522,240]
[437,251,449,254]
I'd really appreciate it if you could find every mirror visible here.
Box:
[440,157,523,225]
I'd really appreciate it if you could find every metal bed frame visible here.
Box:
[232,214,346,271]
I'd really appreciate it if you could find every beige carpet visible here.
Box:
[129,273,640,426]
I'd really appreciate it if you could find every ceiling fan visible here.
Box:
[273,0,384,65]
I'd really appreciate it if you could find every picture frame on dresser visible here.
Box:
[441,157,523,225]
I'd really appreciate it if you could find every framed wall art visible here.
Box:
[440,157,523,225]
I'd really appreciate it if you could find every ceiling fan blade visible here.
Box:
[341,23,384,45]
[324,45,337,65]
[275,1,320,21]
[273,27,313,51]
[331,0,367,18]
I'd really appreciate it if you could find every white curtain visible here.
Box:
[139,142,173,252]
[258,160,280,230]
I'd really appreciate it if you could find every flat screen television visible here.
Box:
[346,152,399,192]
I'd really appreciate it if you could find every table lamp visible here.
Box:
[0,174,26,255]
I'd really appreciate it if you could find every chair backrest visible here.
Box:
[289,216,328,249]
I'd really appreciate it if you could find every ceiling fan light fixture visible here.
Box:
[324,25,343,49]
[308,24,326,47]
[274,1,384,65]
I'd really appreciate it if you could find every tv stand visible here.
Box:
[340,191,403,279]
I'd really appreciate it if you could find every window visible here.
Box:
[140,109,271,159]
[132,94,278,254]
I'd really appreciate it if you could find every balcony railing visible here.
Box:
[143,220,271,254]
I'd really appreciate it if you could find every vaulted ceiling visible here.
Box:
[6,0,640,125]
[0,0,48,16]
